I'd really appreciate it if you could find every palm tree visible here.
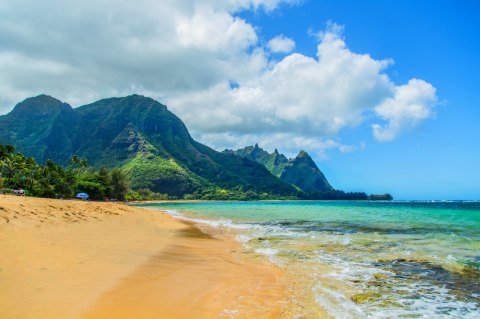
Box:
[0,145,15,182]
[68,155,88,174]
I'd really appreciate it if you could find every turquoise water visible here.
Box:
[141,201,480,318]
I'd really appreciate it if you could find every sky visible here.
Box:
[0,0,479,199]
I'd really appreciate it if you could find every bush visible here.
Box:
[75,180,107,200]
[111,168,129,200]
[125,189,170,201]
[0,188,14,195]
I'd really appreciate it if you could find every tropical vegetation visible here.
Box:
[0,145,129,200]
[0,94,393,201]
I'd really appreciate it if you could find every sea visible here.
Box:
[139,201,480,318]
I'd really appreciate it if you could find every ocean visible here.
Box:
[140,201,480,318]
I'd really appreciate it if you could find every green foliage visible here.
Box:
[73,167,129,200]
[110,168,129,200]
[125,188,170,201]
[68,155,88,172]
[0,188,14,195]
[124,191,143,201]
[0,95,387,200]
[32,160,76,198]
[0,145,76,198]
[123,154,205,197]
[97,167,112,197]
[299,190,369,200]
[227,145,334,193]
[0,144,130,200]
[225,144,289,177]
[0,95,298,198]
[367,193,393,201]
[74,179,107,200]
[182,185,298,201]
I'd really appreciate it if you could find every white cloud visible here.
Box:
[267,35,295,53]
[0,2,437,157]
[200,131,355,160]
[372,79,437,141]
[0,0,289,111]
[168,24,437,154]
[168,25,396,154]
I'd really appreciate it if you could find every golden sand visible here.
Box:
[0,195,290,318]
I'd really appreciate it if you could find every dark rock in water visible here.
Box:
[267,220,450,236]
[351,293,379,304]
[374,259,480,302]
[373,273,388,280]
[256,236,283,242]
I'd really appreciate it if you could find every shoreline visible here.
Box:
[0,195,293,318]
[141,203,331,318]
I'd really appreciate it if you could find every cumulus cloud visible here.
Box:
[372,79,437,141]
[168,24,437,154]
[168,25,391,152]
[267,35,295,53]
[0,1,437,157]
[199,130,356,160]
[0,0,287,109]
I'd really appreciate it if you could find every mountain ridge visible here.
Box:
[224,144,334,193]
[0,94,297,197]
[0,94,388,200]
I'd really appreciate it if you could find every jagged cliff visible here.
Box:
[225,144,334,193]
[0,95,296,197]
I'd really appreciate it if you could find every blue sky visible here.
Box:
[0,0,478,199]
[239,0,480,199]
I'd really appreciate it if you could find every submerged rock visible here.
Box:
[373,273,388,280]
[351,293,379,304]
[374,258,480,303]
[256,236,283,242]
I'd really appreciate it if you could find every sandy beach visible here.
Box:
[0,195,291,318]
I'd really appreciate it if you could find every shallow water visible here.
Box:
[140,201,480,318]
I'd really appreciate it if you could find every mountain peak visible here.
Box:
[296,150,309,158]
[124,94,166,107]
[1,95,297,198]
[78,94,169,118]
[19,94,64,106]
[229,144,333,192]
[31,94,62,102]
[11,94,72,117]
[125,94,148,101]
[293,150,318,168]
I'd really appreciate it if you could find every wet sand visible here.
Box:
[0,195,290,318]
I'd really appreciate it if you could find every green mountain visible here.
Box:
[225,144,334,193]
[0,95,77,165]
[0,95,297,197]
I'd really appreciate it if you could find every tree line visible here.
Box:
[0,144,392,201]
[0,144,129,200]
